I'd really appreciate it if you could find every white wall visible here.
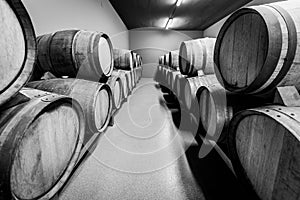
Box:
[23,0,129,49]
[129,28,203,78]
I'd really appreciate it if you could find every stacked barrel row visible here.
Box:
[112,48,143,113]
[155,1,300,200]
[0,0,142,200]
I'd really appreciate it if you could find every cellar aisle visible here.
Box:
[57,78,243,200]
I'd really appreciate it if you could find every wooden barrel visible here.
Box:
[164,53,169,66]
[27,79,112,138]
[137,55,143,66]
[132,52,138,68]
[162,68,171,88]
[170,71,181,92]
[159,56,164,65]
[0,88,85,200]
[137,67,143,80]
[228,106,300,200]
[133,69,138,85]
[155,66,162,83]
[133,70,137,87]
[179,38,215,77]
[135,67,140,81]
[214,1,300,94]
[174,73,185,96]
[130,70,135,89]
[197,84,265,142]
[184,75,219,111]
[175,74,188,104]
[127,71,134,92]
[169,50,179,70]
[166,70,173,89]
[0,0,36,105]
[119,70,132,94]
[107,71,122,111]
[113,49,133,70]
[118,71,129,100]
[35,30,113,81]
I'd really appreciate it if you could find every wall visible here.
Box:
[129,28,203,78]
[203,0,287,38]
[23,0,129,49]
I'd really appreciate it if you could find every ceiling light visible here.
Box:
[176,0,183,7]
[166,18,173,29]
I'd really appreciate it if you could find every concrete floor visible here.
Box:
[55,78,248,200]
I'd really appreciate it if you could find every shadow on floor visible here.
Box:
[157,84,260,200]
[184,143,259,200]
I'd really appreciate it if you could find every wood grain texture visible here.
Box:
[197,84,266,143]
[36,30,113,81]
[198,84,229,142]
[179,38,216,77]
[0,88,84,200]
[27,78,112,141]
[215,1,300,94]
[49,30,79,77]
[107,74,122,111]
[0,0,36,106]
[74,31,113,81]
[184,74,218,111]
[228,106,300,200]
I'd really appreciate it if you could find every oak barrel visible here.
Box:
[127,71,133,92]
[132,52,138,68]
[27,79,112,138]
[0,0,36,105]
[184,75,218,111]
[174,73,186,96]
[166,70,173,89]
[137,55,142,66]
[197,84,265,142]
[164,53,169,66]
[214,1,300,94]
[136,67,142,81]
[175,74,188,104]
[0,88,84,200]
[179,38,215,77]
[154,65,163,83]
[228,106,300,200]
[170,71,181,93]
[113,49,133,71]
[131,70,136,87]
[159,56,164,65]
[107,71,122,111]
[35,30,113,81]
[118,71,129,100]
[169,50,180,70]
[119,70,133,94]
[130,70,136,89]
[161,67,171,89]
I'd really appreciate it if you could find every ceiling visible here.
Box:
[109,0,285,30]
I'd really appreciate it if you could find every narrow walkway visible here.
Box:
[57,78,244,200]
